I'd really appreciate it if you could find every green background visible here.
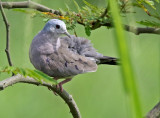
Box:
[0,0,159,118]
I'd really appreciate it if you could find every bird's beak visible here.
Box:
[64,31,71,38]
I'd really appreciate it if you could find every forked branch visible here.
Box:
[0,0,13,66]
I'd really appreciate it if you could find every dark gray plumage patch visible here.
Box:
[65,61,68,67]
[84,61,88,65]
[62,35,103,59]
[46,58,51,66]
[79,58,82,62]
[75,65,79,70]
[46,58,50,63]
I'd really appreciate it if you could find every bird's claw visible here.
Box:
[55,83,63,93]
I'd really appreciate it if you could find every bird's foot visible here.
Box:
[52,78,72,95]
[56,78,72,92]
[51,77,59,95]
[56,83,63,92]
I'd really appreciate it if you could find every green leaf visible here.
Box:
[85,26,91,36]
[18,68,26,76]
[34,70,57,84]
[144,0,156,9]
[13,9,32,14]
[83,0,98,11]
[73,0,81,12]
[137,20,160,27]
[65,4,70,12]
[155,0,159,3]
[0,66,57,85]
[43,18,49,22]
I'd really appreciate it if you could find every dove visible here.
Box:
[29,19,118,92]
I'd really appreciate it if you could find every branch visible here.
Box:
[124,25,160,35]
[100,7,109,18]
[1,1,61,15]
[0,74,81,118]
[1,1,160,35]
[0,0,13,66]
[102,23,160,35]
[146,101,160,118]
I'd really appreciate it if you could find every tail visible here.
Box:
[99,56,119,65]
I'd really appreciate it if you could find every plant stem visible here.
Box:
[109,0,142,117]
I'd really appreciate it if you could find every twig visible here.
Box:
[0,74,81,118]
[91,7,109,30]
[146,101,160,118]
[1,1,160,35]
[100,8,109,18]
[0,0,13,66]
[124,25,160,35]
[102,23,160,35]
[1,1,61,15]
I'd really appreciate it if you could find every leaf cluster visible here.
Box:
[132,0,160,27]
[13,1,112,36]
[0,66,57,85]
[13,0,160,35]
[60,0,111,36]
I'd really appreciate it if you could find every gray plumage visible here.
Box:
[29,19,117,80]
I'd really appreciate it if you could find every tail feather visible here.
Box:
[99,56,119,65]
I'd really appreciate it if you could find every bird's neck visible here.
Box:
[41,31,61,51]
[41,30,60,43]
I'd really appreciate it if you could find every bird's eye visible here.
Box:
[56,24,60,29]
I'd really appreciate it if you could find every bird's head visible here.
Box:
[43,19,71,38]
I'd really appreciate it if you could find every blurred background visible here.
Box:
[0,0,159,118]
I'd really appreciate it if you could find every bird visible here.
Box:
[29,19,118,92]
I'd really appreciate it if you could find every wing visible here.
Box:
[61,35,104,59]
[60,35,118,65]
[46,37,98,78]
[29,31,55,71]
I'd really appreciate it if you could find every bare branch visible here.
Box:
[0,0,13,66]
[1,1,61,15]
[124,25,160,35]
[146,101,160,118]
[0,74,81,118]
[101,23,160,35]
[1,1,160,35]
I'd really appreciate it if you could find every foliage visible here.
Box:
[13,0,111,36]
[133,0,160,20]
[13,0,160,36]
[0,66,57,85]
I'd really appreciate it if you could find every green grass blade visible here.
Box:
[108,0,142,118]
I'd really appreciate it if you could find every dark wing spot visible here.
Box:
[65,61,68,67]
[46,58,50,63]
[84,61,88,65]
[46,58,52,66]
[75,65,79,70]
[79,58,82,62]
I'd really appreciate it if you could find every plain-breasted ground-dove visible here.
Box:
[29,19,118,91]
